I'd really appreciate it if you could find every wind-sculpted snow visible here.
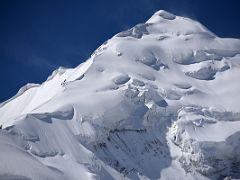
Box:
[116,23,149,39]
[170,107,240,179]
[112,74,131,85]
[0,10,240,180]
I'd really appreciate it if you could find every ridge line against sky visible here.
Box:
[0,0,240,102]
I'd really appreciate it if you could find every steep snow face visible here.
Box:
[0,10,240,180]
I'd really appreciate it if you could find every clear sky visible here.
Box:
[0,0,240,102]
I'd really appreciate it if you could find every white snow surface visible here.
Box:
[0,10,240,180]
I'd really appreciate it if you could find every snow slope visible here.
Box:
[0,10,240,180]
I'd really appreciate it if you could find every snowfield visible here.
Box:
[0,10,240,180]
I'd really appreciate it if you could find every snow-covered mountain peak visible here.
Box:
[0,10,240,180]
[115,10,215,43]
[149,10,176,20]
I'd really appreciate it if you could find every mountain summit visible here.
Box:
[1,10,240,180]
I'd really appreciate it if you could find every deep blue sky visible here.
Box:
[0,0,240,102]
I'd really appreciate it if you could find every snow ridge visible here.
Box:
[0,10,240,180]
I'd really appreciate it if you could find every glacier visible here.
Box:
[0,10,240,180]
